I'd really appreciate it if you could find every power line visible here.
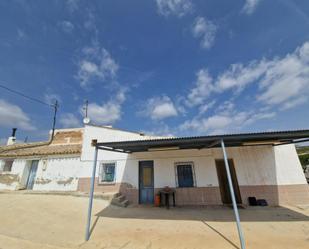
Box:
[0,81,55,107]
[0,80,60,142]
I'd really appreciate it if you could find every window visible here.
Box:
[2,160,13,172]
[99,162,116,183]
[175,162,195,188]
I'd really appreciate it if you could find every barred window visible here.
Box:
[99,163,116,183]
[175,163,195,188]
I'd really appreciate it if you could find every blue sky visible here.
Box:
[0,0,309,143]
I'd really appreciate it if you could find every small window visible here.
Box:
[3,160,13,172]
[99,163,116,183]
[175,162,195,188]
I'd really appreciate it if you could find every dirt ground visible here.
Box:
[0,193,308,249]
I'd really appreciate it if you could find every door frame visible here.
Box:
[215,159,242,205]
[26,160,39,190]
[138,160,154,204]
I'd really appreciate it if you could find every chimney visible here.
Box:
[7,128,17,145]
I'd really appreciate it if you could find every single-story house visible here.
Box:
[1,124,308,207]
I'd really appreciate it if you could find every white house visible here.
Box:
[1,125,308,207]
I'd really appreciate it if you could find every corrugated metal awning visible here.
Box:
[95,129,309,153]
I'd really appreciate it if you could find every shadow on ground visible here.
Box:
[95,204,309,222]
[87,204,308,248]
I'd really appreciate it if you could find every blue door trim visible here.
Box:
[138,160,154,204]
[26,160,39,190]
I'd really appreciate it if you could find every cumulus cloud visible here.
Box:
[242,0,262,15]
[186,41,309,109]
[76,43,119,88]
[140,96,178,120]
[180,109,275,134]
[0,99,35,131]
[81,90,126,125]
[59,113,81,128]
[155,0,193,17]
[186,69,214,106]
[86,102,121,124]
[192,17,217,50]
[142,123,175,137]
[59,20,74,33]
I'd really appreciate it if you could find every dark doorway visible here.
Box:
[26,160,39,190]
[215,159,242,204]
[139,160,154,204]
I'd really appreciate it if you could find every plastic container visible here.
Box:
[154,194,160,207]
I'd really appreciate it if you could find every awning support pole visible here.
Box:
[220,139,246,249]
[85,146,98,241]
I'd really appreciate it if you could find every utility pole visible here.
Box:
[51,100,59,140]
[83,99,89,118]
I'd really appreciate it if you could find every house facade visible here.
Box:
[1,125,308,207]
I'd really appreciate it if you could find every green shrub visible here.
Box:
[299,154,309,170]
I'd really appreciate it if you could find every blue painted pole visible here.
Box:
[85,146,98,241]
[220,139,246,249]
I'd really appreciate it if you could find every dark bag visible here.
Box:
[248,197,257,206]
[257,199,268,206]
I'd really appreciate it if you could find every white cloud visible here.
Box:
[66,0,79,12]
[81,90,126,125]
[216,59,270,91]
[280,96,307,111]
[186,69,214,106]
[76,44,119,88]
[192,17,217,50]
[198,100,216,115]
[59,20,74,33]
[242,0,262,15]
[142,123,175,137]
[59,113,81,128]
[86,102,121,124]
[84,8,97,31]
[216,100,235,114]
[0,99,35,131]
[187,41,309,109]
[155,0,193,17]
[44,92,61,105]
[17,29,26,40]
[140,96,178,120]
[180,109,275,134]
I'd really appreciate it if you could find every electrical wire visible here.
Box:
[0,81,55,107]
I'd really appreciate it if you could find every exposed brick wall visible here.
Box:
[77,177,121,192]
[154,187,222,206]
[77,177,138,203]
[78,177,309,206]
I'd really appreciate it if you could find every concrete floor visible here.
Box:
[0,193,308,249]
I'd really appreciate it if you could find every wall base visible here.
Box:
[78,178,309,206]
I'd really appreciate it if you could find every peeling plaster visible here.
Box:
[0,174,19,185]
[57,177,74,185]
[35,178,52,185]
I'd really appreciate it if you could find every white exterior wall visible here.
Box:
[0,159,28,190]
[118,145,279,188]
[81,142,306,189]
[79,125,158,183]
[1,125,306,192]
[32,156,81,191]
[0,156,82,191]
[273,144,307,185]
